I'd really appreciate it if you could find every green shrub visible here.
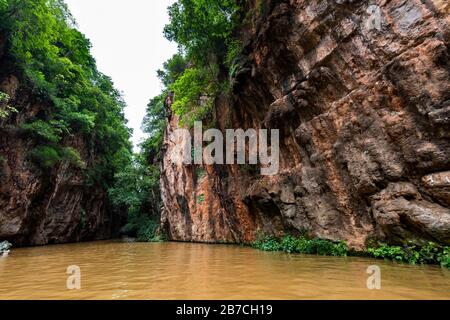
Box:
[0,91,9,103]
[253,234,282,252]
[136,218,161,242]
[368,242,450,268]
[120,204,163,243]
[280,235,297,253]
[0,0,7,12]
[254,236,450,267]
[368,245,406,262]
[197,194,205,205]
[66,111,96,134]
[30,146,61,168]
[0,91,18,119]
[308,238,334,255]
[29,145,85,169]
[294,237,310,254]
[300,238,348,256]
[331,241,350,257]
[170,67,217,126]
[417,242,440,264]
[196,168,207,180]
[157,54,188,87]
[60,147,85,168]
[21,120,65,143]
[225,39,243,75]
[253,234,348,257]
[439,247,450,268]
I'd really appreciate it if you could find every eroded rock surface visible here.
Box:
[161,0,450,248]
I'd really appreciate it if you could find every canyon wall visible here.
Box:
[0,36,124,246]
[161,0,450,248]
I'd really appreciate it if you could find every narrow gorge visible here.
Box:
[0,0,449,294]
[1,0,450,301]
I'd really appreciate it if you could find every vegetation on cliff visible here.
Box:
[0,0,132,208]
[109,59,187,241]
[117,0,244,240]
[0,91,17,119]
[163,0,241,126]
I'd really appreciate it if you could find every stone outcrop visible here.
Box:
[161,0,450,248]
[0,38,124,246]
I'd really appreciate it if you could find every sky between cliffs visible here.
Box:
[65,0,177,151]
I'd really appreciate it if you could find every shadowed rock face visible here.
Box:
[161,0,450,248]
[0,40,125,247]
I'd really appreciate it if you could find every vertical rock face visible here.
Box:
[161,0,450,248]
[0,39,124,246]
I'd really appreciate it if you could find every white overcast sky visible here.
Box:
[65,0,177,151]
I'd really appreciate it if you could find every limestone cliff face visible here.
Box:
[161,0,450,249]
[0,37,124,246]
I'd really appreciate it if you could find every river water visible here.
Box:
[0,241,449,300]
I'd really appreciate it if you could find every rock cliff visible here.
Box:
[0,35,125,246]
[161,0,450,248]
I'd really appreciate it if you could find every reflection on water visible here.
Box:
[0,241,449,300]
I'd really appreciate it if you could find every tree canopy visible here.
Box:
[160,0,241,126]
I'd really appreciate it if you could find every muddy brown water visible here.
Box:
[0,241,449,300]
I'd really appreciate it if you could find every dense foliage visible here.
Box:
[116,0,243,239]
[117,0,245,239]
[110,56,189,241]
[0,91,17,119]
[253,235,349,257]
[109,154,163,242]
[368,242,450,268]
[162,0,241,126]
[109,56,187,241]
[164,0,240,65]
[253,234,450,268]
[0,0,132,200]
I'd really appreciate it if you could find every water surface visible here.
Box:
[0,241,449,299]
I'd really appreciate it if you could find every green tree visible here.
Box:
[157,53,188,88]
[109,154,161,241]
[162,0,242,125]
[164,0,240,64]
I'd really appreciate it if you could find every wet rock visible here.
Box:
[0,240,11,254]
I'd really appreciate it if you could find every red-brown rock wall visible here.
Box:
[162,0,450,248]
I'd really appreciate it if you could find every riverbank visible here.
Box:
[251,235,450,269]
